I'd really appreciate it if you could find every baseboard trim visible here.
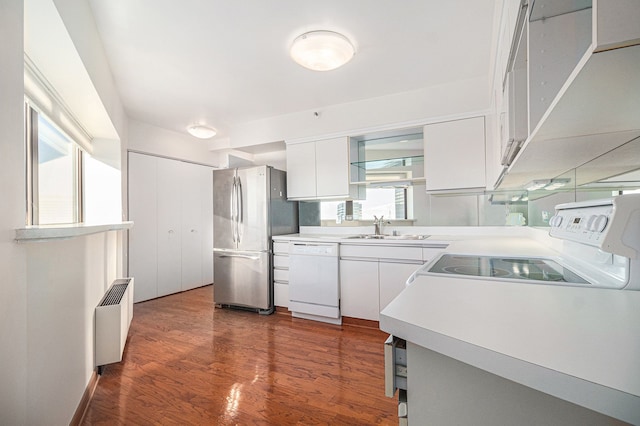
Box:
[274,308,379,329]
[70,369,100,426]
[342,316,380,329]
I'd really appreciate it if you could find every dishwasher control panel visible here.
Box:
[289,242,339,256]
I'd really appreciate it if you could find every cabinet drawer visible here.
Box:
[273,241,289,255]
[274,282,289,307]
[274,268,289,282]
[340,244,422,261]
[384,335,407,397]
[273,254,289,269]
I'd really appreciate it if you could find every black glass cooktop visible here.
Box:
[428,255,589,284]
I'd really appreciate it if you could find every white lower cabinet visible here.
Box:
[406,342,621,425]
[275,240,447,321]
[273,241,290,307]
[340,244,429,321]
[379,261,423,312]
[340,259,380,321]
[128,152,214,302]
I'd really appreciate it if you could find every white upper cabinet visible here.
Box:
[316,137,350,197]
[423,116,486,192]
[497,0,640,189]
[286,136,357,200]
[285,141,316,199]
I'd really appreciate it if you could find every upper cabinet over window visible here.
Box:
[498,0,640,189]
[286,137,360,200]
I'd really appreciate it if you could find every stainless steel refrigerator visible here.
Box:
[212,165,298,314]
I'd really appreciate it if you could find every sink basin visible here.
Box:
[344,234,429,240]
[383,235,429,240]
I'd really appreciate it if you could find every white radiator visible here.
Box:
[95,278,134,367]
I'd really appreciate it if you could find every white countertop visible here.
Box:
[273,233,462,247]
[380,268,640,424]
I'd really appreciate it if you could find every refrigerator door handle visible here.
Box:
[231,176,237,243]
[218,253,261,260]
[237,175,243,243]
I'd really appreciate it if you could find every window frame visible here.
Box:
[25,102,84,226]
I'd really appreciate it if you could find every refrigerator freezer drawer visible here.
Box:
[214,250,272,312]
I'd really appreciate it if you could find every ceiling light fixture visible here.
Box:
[290,30,355,71]
[187,125,217,139]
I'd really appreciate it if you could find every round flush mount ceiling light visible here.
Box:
[187,125,217,139]
[290,30,355,71]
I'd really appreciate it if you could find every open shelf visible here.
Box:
[351,155,424,171]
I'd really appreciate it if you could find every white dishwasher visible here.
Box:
[288,241,340,324]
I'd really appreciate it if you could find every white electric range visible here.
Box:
[383,194,640,425]
[412,194,640,290]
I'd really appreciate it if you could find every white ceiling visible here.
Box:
[88,0,499,141]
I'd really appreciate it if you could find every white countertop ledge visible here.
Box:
[15,221,133,242]
[380,277,640,424]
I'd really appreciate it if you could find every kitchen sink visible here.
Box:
[384,235,430,240]
[344,234,429,240]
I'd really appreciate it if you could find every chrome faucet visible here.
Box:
[373,215,389,236]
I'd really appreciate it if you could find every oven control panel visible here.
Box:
[549,203,613,245]
[549,194,640,259]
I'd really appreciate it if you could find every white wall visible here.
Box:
[227,75,492,148]
[0,0,129,423]
[52,0,127,139]
[0,0,28,423]
[25,232,121,424]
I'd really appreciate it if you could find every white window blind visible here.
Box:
[24,53,93,154]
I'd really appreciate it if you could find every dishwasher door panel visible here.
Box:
[289,254,339,306]
[288,242,340,320]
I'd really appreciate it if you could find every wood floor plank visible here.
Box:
[83,285,398,425]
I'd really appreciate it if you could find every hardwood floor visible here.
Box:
[83,285,398,425]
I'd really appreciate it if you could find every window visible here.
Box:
[84,153,122,224]
[26,104,83,225]
[321,187,407,223]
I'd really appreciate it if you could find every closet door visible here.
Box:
[201,165,214,285]
[156,157,183,297]
[128,152,158,302]
[181,162,204,291]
